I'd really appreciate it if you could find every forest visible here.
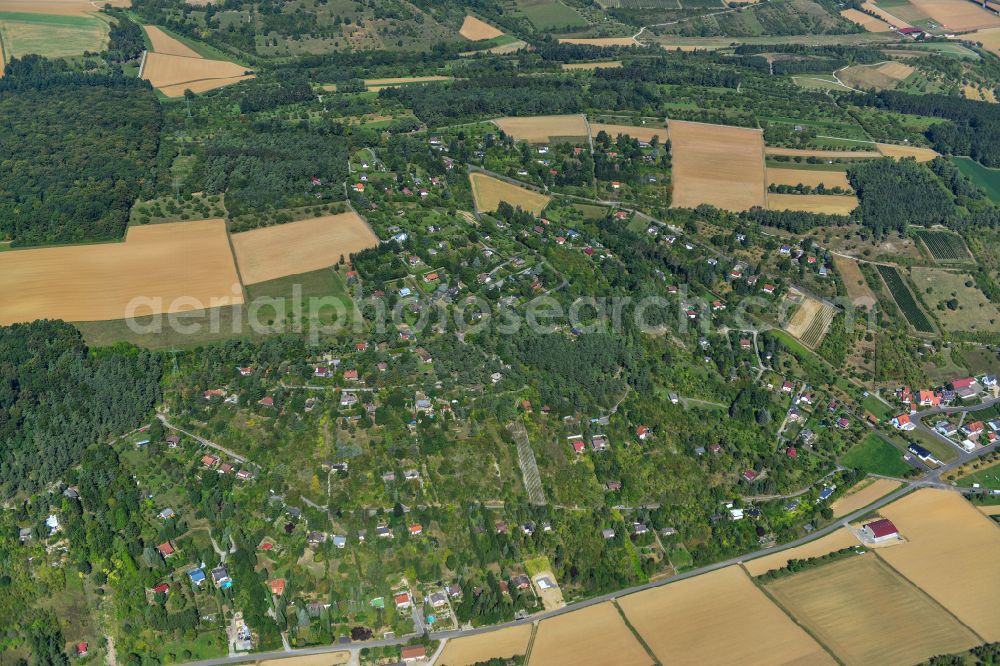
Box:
[848,158,955,237]
[0,62,162,245]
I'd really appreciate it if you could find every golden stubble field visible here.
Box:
[766,554,980,665]
[0,219,243,325]
[591,122,667,143]
[618,566,834,665]
[144,25,201,58]
[469,173,552,216]
[528,602,652,666]
[832,254,877,308]
[493,114,590,143]
[876,488,1000,641]
[840,8,893,31]
[784,290,838,348]
[861,1,913,28]
[766,146,879,159]
[908,0,1000,30]
[767,168,851,189]
[230,213,379,286]
[768,193,859,215]
[258,653,350,666]
[437,624,532,666]
[877,142,939,161]
[459,15,503,40]
[831,478,903,518]
[562,60,622,70]
[558,37,637,46]
[840,61,915,90]
[0,0,128,15]
[744,527,860,576]
[669,120,766,211]
[142,52,253,96]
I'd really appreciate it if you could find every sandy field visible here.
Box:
[831,478,903,518]
[840,8,893,31]
[459,15,503,40]
[876,142,939,161]
[861,1,913,28]
[470,173,552,215]
[145,25,202,58]
[768,193,859,215]
[142,52,252,96]
[765,146,879,159]
[532,571,565,611]
[832,254,877,308]
[877,488,1000,641]
[528,602,652,666]
[0,219,243,325]
[619,566,833,665]
[767,168,850,189]
[258,653,350,666]
[562,60,622,70]
[231,213,378,286]
[437,625,532,666]
[558,37,637,46]
[744,527,860,576]
[0,0,128,15]
[591,122,667,143]
[766,555,979,665]
[669,120,766,211]
[494,114,590,143]
[908,0,1000,31]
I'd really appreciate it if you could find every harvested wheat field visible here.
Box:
[861,1,912,28]
[558,37,636,46]
[768,193,859,215]
[969,27,1000,58]
[0,11,109,60]
[0,219,242,325]
[144,25,201,58]
[765,146,879,159]
[231,213,378,286]
[494,114,589,143]
[669,120,765,211]
[142,52,252,96]
[459,15,503,40]
[528,602,652,666]
[619,566,833,665]
[744,527,860,576]
[562,60,622,70]
[0,0,128,15]
[840,8,893,31]
[831,478,903,518]
[877,143,939,161]
[908,0,1000,31]
[470,173,551,216]
[832,254,877,308]
[978,504,1000,516]
[766,554,979,665]
[437,625,532,666]
[258,653,350,666]
[767,168,850,189]
[877,488,1000,641]
[591,122,667,143]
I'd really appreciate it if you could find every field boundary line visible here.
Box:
[223,224,250,305]
[871,549,987,644]
[137,48,147,78]
[750,567,846,666]
[521,621,539,665]
[612,599,662,665]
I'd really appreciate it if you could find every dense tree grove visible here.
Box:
[0,62,161,245]
[848,158,955,237]
[0,321,162,496]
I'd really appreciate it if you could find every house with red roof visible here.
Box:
[394,591,412,609]
[742,470,758,482]
[863,518,898,543]
[401,645,426,663]
[409,524,423,535]
[270,579,286,595]
[152,583,170,595]
[258,396,274,408]
[569,436,585,454]
[892,414,915,431]
[636,425,650,440]
[76,643,89,657]
[344,369,359,381]
[157,541,175,558]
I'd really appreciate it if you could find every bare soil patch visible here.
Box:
[767,168,850,189]
[562,60,622,70]
[876,488,1000,641]
[831,478,903,518]
[470,173,552,215]
[832,254,877,308]
[532,570,565,611]
[144,25,201,58]
[619,566,834,665]
[258,653,350,666]
[745,527,860,576]
[840,8,893,31]
[528,602,651,666]
[459,15,503,40]
[494,114,590,143]
[231,213,378,286]
[768,193,859,215]
[669,119,766,211]
[590,122,667,143]
[438,625,532,666]
[766,554,979,665]
[840,61,915,90]
[0,219,242,324]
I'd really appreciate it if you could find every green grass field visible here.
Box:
[957,460,1000,490]
[0,10,109,61]
[519,1,588,30]
[862,396,895,421]
[669,545,693,570]
[951,156,1000,204]
[839,434,911,476]
[524,555,553,576]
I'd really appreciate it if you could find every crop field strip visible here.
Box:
[906,0,1000,31]
[876,264,935,333]
[915,229,973,262]
[840,7,893,31]
[767,193,858,215]
[765,554,980,665]
[830,478,903,518]
[669,119,766,211]
[744,527,860,576]
[767,168,851,189]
